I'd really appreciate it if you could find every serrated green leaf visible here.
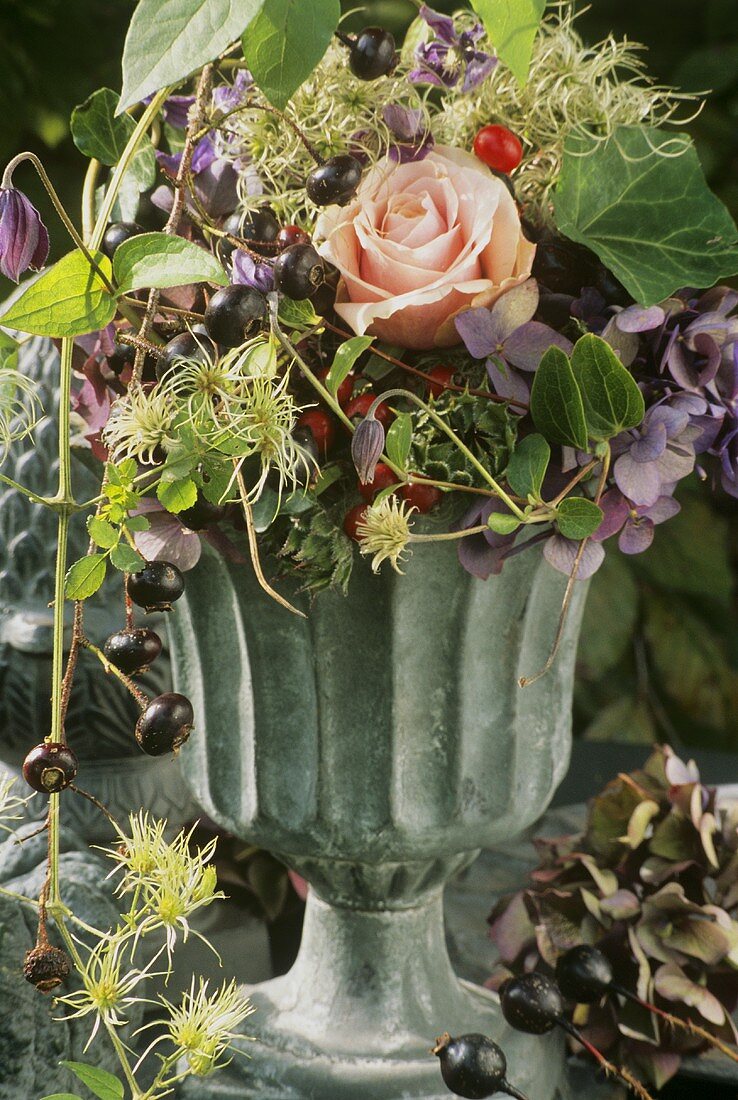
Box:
[64,555,107,600]
[487,511,520,534]
[506,433,550,499]
[470,0,545,85]
[530,345,588,450]
[554,126,738,307]
[87,515,119,550]
[242,0,340,110]
[556,496,603,540]
[61,1063,124,1100]
[385,412,413,470]
[120,0,265,112]
[570,334,645,441]
[71,88,135,165]
[113,232,227,294]
[109,542,146,572]
[326,336,373,398]
[157,476,198,513]
[0,251,115,338]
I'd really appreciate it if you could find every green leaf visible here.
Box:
[570,334,645,441]
[530,345,588,450]
[506,433,550,499]
[556,496,603,540]
[61,1063,124,1100]
[242,0,340,110]
[71,88,135,165]
[0,330,19,372]
[554,126,738,307]
[87,515,119,550]
[385,412,413,470]
[120,0,265,112]
[125,515,151,533]
[157,476,198,513]
[326,336,373,398]
[487,511,520,535]
[109,543,146,573]
[113,233,228,293]
[39,1095,85,1100]
[0,251,116,338]
[470,0,545,85]
[277,297,319,329]
[64,555,107,600]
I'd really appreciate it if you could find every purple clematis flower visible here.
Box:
[455,279,573,407]
[409,5,496,93]
[231,249,274,294]
[212,70,253,116]
[593,487,681,555]
[161,95,196,129]
[382,105,434,164]
[0,187,49,282]
[612,403,700,507]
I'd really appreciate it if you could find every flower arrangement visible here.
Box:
[1,0,738,1095]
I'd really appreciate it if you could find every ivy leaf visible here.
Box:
[64,555,107,600]
[530,345,588,450]
[109,543,146,573]
[506,433,550,499]
[556,497,603,540]
[554,126,738,307]
[326,336,373,398]
[61,1064,124,1100]
[0,250,115,338]
[470,0,545,85]
[385,412,413,470]
[570,334,645,442]
[119,0,265,112]
[87,515,119,550]
[157,476,198,513]
[242,0,341,110]
[71,88,136,165]
[113,232,228,293]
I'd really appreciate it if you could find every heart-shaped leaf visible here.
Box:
[506,433,550,499]
[113,232,228,293]
[470,0,545,86]
[0,251,115,338]
[530,345,588,450]
[570,334,645,441]
[242,0,340,110]
[556,496,603,540]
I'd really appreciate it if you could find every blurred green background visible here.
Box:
[2,0,738,754]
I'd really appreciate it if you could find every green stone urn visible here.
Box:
[169,532,587,1099]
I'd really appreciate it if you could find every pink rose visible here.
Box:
[315,146,536,351]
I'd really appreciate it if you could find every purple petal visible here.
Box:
[544,535,605,579]
[192,160,239,218]
[616,304,665,333]
[0,188,49,282]
[591,487,629,541]
[455,307,503,358]
[231,250,274,293]
[490,278,539,340]
[407,66,447,89]
[614,452,662,506]
[351,416,385,483]
[630,420,667,462]
[155,149,182,176]
[419,4,457,43]
[133,503,202,571]
[388,137,435,164]
[191,133,218,174]
[647,404,690,438]
[619,516,655,554]
[162,94,195,129]
[655,442,695,484]
[382,104,424,142]
[486,358,530,407]
[600,316,639,367]
[697,286,738,315]
[212,70,253,115]
[504,322,572,372]
[150,184,175,215]
[640,495,681,525]
[458,531,508,578]
[689,332,722,386]
[461,53,497,93]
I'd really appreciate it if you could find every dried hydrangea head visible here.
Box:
[357,495,417,574]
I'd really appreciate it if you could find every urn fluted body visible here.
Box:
[170,533,587,1098]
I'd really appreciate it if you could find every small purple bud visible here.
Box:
[0,187,49,282]
[351,414,385,484]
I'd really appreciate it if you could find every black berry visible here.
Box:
[306,155,363,207]
[216,212,243,263]
[349,27,397,80]
[555,945,614,1005]
[179,494,227,530]
[107,341,135,376]
[204,284,267,347]
[273,244,324,300]
[240,208,281,256]
[22,742,78,794]
[103,628,162,675]
[128,561,185,612]
[136,692,194,756]
[156,328,218,381]
[23,945,71,993]
[499,973,564,1035]
[102,221,144,259]
[434,1033,529,1100]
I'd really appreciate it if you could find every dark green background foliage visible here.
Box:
[2,0,738,751]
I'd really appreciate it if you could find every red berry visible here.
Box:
[297,409,336,456]
[401,481,441,513]
[317,366,355,407]
[343,504,368,542]
[473,124,523,173]
[344,393,393,428]
[426,364,456,398]
[277,224,311,250]
[358,462,398,502]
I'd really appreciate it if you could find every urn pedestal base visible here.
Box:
[180,888,564,1100]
